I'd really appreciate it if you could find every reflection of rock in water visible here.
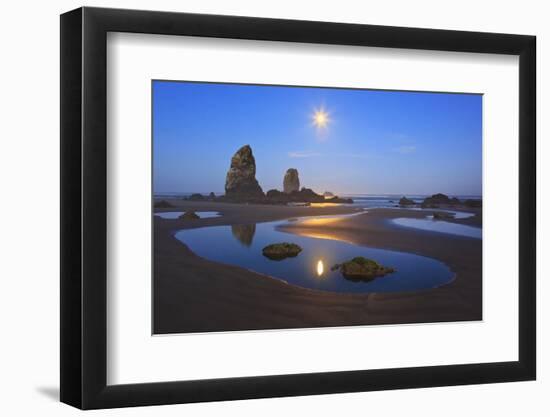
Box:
[231,224,256,246]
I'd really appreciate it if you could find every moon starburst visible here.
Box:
[312,107,330,129]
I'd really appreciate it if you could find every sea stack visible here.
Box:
[225,145,264,198]
[283,168,300,194]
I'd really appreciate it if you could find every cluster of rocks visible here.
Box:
[187,192,217,201]
[396,193,482,209]
[186,145,353,205]
[398,196,415,206]
[265,187,352,205]
[421,193,460,208]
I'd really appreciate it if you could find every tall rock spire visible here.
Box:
[283,168,300,193]
[225,145,264,197]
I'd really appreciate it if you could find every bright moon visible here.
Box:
[312,108,330,129]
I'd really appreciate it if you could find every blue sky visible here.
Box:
[153,81,482,196]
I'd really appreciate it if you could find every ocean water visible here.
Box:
[154,192,481,209]
[339,194,482,209]
[175,217,454,294]
[155,211,221,219]
[155,193,481,240]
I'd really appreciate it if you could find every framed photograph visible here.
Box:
[60,7,536,409]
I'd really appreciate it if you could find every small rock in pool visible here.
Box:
[331,256,395,281]
[262,243,302,260]
[179,211,200,220]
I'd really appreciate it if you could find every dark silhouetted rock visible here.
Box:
[421,193,452,208]
[188,193,205,201]
[331,257,395,281]
[283,168,300,194]
[323,191,334,197]
[266,189,284,199]
[154,200,174,208]
[179,211,200,220]
[295,187,323,201]
[208,192,216,200]
[325,196,354,204]
[263,187,352,204]
[464,199,482,208]
[231,224,256,247]
[262,242,302,260]
[225,145,264,198]
[399,196,415,206]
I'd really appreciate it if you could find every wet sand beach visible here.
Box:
[153,200,482,334]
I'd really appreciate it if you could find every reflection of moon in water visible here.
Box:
[316,260,325,277]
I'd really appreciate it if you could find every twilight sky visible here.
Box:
[153,81,482,196]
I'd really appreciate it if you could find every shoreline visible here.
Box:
[154,200,482,334]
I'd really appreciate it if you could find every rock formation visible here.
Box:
[421,193,464,208]
[188,193,205,201]
[225,145,264,198]
[331,257,395,281]
[399,196,415,206]
[265,188,352,204]
[464,199,482,208]
[262,242,303,260]
[179,211,200,220]
[283,168,300,194]
[154,200,174,208]
[221,145,353,204]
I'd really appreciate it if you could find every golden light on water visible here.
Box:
[297,217,342,226]
[312,108,330,129]
[310,202,342,208]
[316,260,325,276]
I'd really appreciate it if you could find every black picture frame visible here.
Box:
[60,6,536,410]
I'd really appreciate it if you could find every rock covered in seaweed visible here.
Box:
[331,257,395,281]
[262,242,302,260]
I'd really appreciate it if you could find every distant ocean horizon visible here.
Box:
[154,192,482,209]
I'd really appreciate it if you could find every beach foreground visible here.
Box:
[153,200,482,334]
